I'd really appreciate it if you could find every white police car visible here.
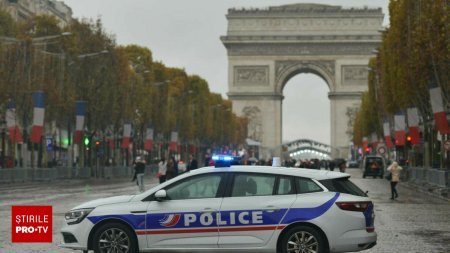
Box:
[61,158,376,253]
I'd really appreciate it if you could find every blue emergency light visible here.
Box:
[212,155,236,167]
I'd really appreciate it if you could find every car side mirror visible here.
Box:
[154,189,167,201]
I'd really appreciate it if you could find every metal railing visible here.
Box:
[0,165,158,184]
[407,167,448,188]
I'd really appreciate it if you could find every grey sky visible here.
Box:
[62,0,389,144]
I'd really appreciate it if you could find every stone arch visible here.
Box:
[275,60,335,93]
[221,3,384,159]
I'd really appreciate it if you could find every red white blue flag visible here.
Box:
[5,99,23,143]
[362,137,369,153]
[121,123,132,148]
[31,91,45,143]
[169,131,178,151]
[383,119,393,148]
[144,126,154,151]
[74,101,87,144]
[394,112,406,146]
[406,107,421,145]
[429,87,450,134]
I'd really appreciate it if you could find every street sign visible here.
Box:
[377,146,386,155]
[46,137,53,151]
[444,140,450,151]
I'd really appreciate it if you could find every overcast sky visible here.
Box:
[62,0,389,144]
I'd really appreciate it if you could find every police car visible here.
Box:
[61,156,377,253]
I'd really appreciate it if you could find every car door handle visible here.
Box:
[264,205,280,213]
[201,208,216,213]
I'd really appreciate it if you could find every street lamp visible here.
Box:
[0,120,5,168]
[77,50,108,59]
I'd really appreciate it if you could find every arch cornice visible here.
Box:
[275,60,335,93]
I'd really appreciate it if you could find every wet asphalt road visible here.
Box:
[0,167,449,253]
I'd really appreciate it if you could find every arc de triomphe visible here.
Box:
[221,4,384,159]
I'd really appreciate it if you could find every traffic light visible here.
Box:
[406,135,412,142]
[95,140,101,146]
[83,136,90,146]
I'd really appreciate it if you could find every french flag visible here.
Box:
[362,137,369,153]
[5,99,23,143]
[407,107,421,145]
[394,112,406,146]
[429,87,450,134]
[169,131,178,151]
[144,126,154,151]
[73,101,87,144]
[383,119,393,148]
[121,123,132,149]
[30,91,45,143]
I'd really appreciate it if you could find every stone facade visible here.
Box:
[222,3,384,159]
[0,0,72,27]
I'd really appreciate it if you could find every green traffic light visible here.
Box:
[84,137,90,145]
[62,138,70,145]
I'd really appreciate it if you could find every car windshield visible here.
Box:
[319,177,367,197]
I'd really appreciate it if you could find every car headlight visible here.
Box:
[65,208,94,225]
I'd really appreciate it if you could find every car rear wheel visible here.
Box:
[280,225,326,253]
[92,222,138,253]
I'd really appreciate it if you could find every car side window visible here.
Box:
[165,173,223,200]
[231,173,276,197]
[277,176,295,195]
[296,177,323,194]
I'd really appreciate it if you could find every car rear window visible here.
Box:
[319,177,367,197]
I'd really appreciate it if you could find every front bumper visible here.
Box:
[59,218,94,250]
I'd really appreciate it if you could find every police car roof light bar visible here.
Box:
[212,155,234,168]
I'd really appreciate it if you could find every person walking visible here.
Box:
[166,156,178,180]
[133,156,146,192]
[157,157,167,184]
[387,161,403,200]
[187,154,198,171]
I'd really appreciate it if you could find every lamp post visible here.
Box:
[0,120,6,168]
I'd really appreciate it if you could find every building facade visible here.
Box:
[0,0,72,27]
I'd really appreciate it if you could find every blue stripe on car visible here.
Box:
[87,193,339,230]
[281,192,340,224]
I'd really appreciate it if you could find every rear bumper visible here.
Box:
[330,230,377,252]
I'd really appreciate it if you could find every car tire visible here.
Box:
[280,225,326,253]
[92,222,138,253]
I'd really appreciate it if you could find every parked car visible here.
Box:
[347,160,360,168]
[361,155,386,178]
[61,156,376,253]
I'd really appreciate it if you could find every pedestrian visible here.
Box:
[166,156,178,180]
[338,160,346,173]
[387,161,403,200]
[187,154,198,171]
[157,157,167,184]
[132,156,146,192]
[329,160,335,171]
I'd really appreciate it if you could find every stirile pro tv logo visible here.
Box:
[12,206,52,243]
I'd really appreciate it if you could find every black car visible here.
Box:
[361,155,385,178]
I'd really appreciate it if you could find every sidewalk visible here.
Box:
[402,181,449,202]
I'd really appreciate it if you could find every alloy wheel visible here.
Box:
[286,230,319,253]
[97,227,131,253]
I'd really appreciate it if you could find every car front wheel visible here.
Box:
[92,222,138,253]
[280,225,326,253]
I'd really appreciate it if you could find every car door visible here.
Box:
[218,173,297,248]
[145,172,226,249]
